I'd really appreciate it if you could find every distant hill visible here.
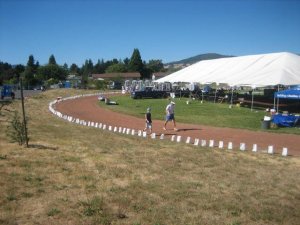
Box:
[165,53,234,67]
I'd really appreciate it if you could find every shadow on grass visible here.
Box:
[28,144,58,151]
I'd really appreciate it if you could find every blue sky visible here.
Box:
[1,0,300,66]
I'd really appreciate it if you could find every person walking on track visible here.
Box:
[163,101,178,131]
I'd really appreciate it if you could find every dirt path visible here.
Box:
[54,95,300,156]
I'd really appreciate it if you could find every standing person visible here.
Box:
[143,107,152,134]
[163,101,178,131]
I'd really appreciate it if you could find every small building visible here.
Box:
[66,74,81,88]
[92,72,141,81]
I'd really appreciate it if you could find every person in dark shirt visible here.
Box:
[143,107,152,134]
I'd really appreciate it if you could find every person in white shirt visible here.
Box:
[163,101,178,131]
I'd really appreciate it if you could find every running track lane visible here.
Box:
[54,95,300,156]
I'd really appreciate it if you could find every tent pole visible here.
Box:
[277,85,280,112]
[251,89,254,111]
[214,89,217,103]
[180,82,182,99]
[230,87,233,108]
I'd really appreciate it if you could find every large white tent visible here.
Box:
[157,52,300,87]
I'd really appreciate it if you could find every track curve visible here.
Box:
[54,95,300,156]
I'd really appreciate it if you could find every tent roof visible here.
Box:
[157,52,300,86]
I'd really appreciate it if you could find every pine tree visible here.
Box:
[128,48,144,73]
[48,54,57,65]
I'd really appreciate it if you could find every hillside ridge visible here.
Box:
[165,53,234,66]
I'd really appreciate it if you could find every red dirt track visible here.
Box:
[55,95,300,156]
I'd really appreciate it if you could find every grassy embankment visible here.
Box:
[0,89,299,225]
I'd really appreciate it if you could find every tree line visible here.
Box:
[0,48,165,88]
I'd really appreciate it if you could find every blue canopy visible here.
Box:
[275,89,300,99]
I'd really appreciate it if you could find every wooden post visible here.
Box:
[20,78,28,147]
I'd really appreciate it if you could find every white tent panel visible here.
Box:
[158,52,300,86]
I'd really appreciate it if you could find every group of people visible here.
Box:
[143,101,177,134]
[99,95,177,134]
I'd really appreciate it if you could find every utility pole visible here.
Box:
[20,78,29,147]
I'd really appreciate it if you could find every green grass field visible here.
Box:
[0,89,299,225]
[101,95,300,135]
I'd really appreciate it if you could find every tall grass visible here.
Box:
[0,89,299,225]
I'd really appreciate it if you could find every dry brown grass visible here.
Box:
[0,89,299,225]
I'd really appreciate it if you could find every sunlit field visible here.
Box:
[0,89,299,225]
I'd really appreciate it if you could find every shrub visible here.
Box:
[6,111,29,145]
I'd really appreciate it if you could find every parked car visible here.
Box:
[108,81,122,90]
[131,86,169,99]
[1,85,15,100]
